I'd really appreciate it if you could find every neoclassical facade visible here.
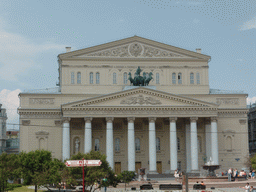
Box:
[18,36,249,174]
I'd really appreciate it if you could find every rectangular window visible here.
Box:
[172,73,176,84]
[156,73,160,84]
[190,73,194,84]
[123,73,127,84]
[71,72,74,84]
[178,73,182,84]
[90,72,93,84]
[96,73,100,84]
[196,73,200,84]
[77,72,81,84]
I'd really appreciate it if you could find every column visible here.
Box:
[62,117,70,162]
[205,120,211,162]
[169,117,177,173]
[185,123,191,172]
[84,117,93,153]
[148,117,157,174]
[190,117,198,172]
[106,117,114,170]
[211,117,219,165]
[127,117,135,171]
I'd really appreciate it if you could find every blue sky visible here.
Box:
[0,0,255,130]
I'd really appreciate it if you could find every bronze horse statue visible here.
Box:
[128,67,153,86]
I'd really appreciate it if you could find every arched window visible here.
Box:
[123,72,128,84]
[77,72,81,84]
[178,73,182,84]
[89,72,93,84]
[156,137,160,151]
[190,73,194,84]
[156,73,160,84]
[197,136,202,153]
[135,138,140,151]
[196,73,200,84]
[177,137,180,151]
[115,138,120,152]
[96,72,100,84]
[226,136,232,151]
[71,72,75,84]
[113,73,117,84]
[172,73,176,84]
[95,139,100,151]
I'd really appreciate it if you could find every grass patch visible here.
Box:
[12,185,48,192]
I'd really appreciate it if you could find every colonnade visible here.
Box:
[62,117,219,173]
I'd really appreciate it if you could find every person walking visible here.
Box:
[241,183,250,192]
[228,168,232,182]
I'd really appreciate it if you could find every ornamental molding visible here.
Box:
[19,111,61,119]
[22,120,30,126]
[239,119,247,125]
[79,42,190,59]
[218,109,248,118]
[120,95,162,105]
[29,98,55,105]
[35,131,49,136]
[216,98,239,105]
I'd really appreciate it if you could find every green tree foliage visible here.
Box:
[0,153,20,192]
[19,150,65,192]
[64,151,119,192]
[250,154,256,169]
[117,171,136,190]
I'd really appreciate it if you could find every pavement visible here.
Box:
[27,178,256,191]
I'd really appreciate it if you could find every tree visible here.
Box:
[0,153,20,192]
[64,151,119,192]
[117,171,136,190]
[19,150,65,192]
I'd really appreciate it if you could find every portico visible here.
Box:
[61,87,219,173]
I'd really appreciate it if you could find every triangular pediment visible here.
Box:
[59,36,210,60]
[62,87,217,109]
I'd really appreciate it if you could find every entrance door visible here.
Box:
[135,162,141,174]
[157,161,162,174]
[115,162,121,174]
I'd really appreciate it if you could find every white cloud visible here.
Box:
[247,97,256,105]
[0,89,21,130]
[239,16,256,31]
[0,17,66,82]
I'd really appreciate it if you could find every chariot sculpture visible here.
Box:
[128,67,153,86]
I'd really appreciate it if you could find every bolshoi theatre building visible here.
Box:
[18,36,249,174]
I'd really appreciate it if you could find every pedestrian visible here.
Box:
[228,168,232,182]
[201,181,205,186]
[102,177,108,192]
[252,170,255,179]
[241,183,250,192]
[174,169,179,182]
[250,186,254,192]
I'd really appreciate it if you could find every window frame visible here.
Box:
[77,72,81,84]
[190,72,194,84]
[178,73,182,84]
[71,72,75,84]
[135,137,140,152]
[95,138,100,151]
[156,73,160,84]
[113,72,117,84]
[172,73,176,84]
[89,72,93,84]
[96,72,100,84]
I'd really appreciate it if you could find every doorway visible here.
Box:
[135,162,141,174]
[157,161,162,174]
[115,162,121,174]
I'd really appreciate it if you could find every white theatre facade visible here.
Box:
[18,36,249,174]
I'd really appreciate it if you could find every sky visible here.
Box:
[0,0,255,130]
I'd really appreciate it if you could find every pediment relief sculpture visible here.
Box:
[79,42,188,58]
[120,95,162,105]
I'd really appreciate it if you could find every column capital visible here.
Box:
[190,117,198,122]
[148,117,156,122]
[127,117,135,123]
[84,117,93,123]
[62,117,71,123]
[211,117,218,122]
[169,117,177,122]
[106,117,114,123]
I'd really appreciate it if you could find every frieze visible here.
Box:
[216,98,239,105]
[35,131,49,135]
[81,43,188,58]
[120,95,162,105]
[29,98,54,105]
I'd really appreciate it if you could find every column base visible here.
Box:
[148,170,158,174]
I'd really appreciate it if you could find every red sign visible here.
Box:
[65,160,102,167]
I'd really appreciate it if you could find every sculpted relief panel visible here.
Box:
[120,95,162,105]
[29,98,54,105]
[81,42,188,58]
[216,98,239,105]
